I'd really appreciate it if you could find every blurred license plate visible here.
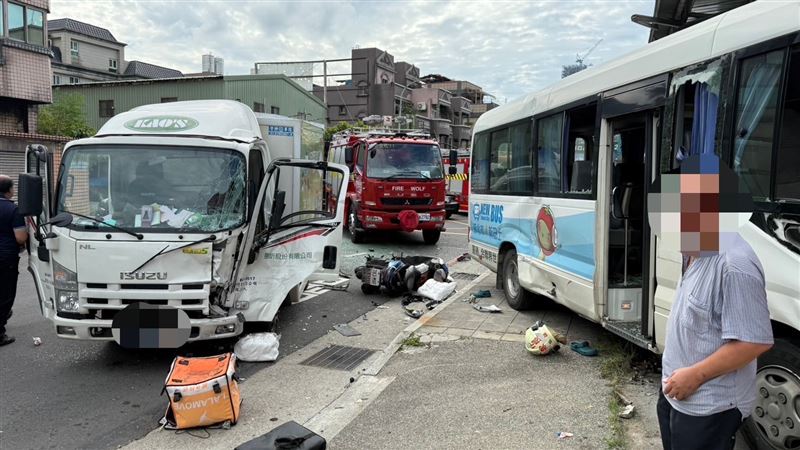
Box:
[367,268,381,286]
[419,213,431,221]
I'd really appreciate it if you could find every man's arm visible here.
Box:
[664,340,772,400]
[13,210,27,245]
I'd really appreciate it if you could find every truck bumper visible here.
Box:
[359,209,446,231]
[51,313,245,342]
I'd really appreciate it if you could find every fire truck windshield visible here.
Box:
[366,143,444,180]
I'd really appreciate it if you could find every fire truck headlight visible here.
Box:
[365,215,383,223]
[436,201,445,206]
[56,290,79,312]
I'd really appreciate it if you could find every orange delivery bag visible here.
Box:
[159,353,242,430]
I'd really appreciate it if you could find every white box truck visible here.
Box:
[17,100,349,346]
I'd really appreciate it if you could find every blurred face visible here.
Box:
[648,155,753,257]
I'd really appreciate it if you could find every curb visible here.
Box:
[362,265,492,376]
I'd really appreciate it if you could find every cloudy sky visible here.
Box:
[51,0,652,102]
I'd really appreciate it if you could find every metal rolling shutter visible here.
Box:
[0,150,25,200]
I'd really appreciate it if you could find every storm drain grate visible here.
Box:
[299,345,375,371]
[450,272,479,281]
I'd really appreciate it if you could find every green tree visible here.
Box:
[37,94,95,138]
[324,120,366,142]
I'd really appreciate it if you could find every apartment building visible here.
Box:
[313,47,491,148]
[48,18,182,85]
[0,0,67,191]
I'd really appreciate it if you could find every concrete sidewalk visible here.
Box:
[330,274,615,450]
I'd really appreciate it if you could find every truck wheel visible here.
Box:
[349,208,365,243]
[422,230,441,245]
[502,249,535,310]
[445,212,453,220]
[741,337,800,450]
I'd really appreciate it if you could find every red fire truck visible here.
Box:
[327,130,447,244]
[442,148,470,218]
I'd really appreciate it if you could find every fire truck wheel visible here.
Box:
[349,208,365,243]
[445,212,453,220]
[422,230,441,245]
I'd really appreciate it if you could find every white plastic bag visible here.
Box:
[417,279,456,302]
[234,332,280,362]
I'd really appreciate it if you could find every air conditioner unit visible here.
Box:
[415,102,427,111]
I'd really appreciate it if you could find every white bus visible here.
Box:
[468,2,799,448]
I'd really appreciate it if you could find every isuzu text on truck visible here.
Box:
[327,130,447,244]
[17,100,348,347]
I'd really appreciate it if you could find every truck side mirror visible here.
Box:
[269,190,286,230]
[344,147,354,165]
[448,166,458,175]
[449,150,458,165]
[17,173,43,217]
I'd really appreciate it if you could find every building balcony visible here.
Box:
[430,118,452,137]
[450,96,472,114]
[452,124,471,144]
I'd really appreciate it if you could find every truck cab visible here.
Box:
[327,130,446,244]
[441,148,471,218]
[18,100,349,347]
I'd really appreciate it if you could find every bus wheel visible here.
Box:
[502,249,534,310]
[422,230,441,245]
[741,337,800,450]
[349,208,365,243]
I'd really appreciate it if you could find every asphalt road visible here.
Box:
[0,215,469,450]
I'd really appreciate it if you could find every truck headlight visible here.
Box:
[56,290,80,312]
[436,201,445,206]
[53,260,79,312]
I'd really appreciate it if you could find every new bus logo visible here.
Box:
[124,116,199,133]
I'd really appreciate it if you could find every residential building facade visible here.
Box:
[313,47,490,148]
[48,18,182,85]
[53,74,327,130]
[0,0,67,189]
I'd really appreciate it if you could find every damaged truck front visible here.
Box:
[18,100,349,346]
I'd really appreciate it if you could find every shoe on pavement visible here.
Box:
[0,334,15,346]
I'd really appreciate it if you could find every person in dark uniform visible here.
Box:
[0,175,28,346]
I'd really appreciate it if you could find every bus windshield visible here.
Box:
[366,143,444,180]
[56,145,246,233]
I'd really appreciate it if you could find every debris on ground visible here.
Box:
[614,389,633,406]
[355,255,449,296]
[234,332,280,362]
[570,340,599,357]
[525,321,563,355]
[463,294,479,304]
[417,278,456,302]
[333,323,361,337]
[234,420,326,450]
[473,304,502,313]
[32,337,42,346]
[556,431,574,440]
[471,289,491,298]
[618,404,636,419]
[457,252,471,262]
[376,305,390,309]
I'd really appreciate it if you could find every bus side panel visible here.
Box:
[653,241,682,350]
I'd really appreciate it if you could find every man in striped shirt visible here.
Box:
[649,154,773,450]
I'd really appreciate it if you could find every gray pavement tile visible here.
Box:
[443,327,475,337]
[417,325,447,334]
[472,330,504,340]
[476,316,515,333]
[500,333,527,343]
[424,317,456,328]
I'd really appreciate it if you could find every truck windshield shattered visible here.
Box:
[56,145,246,233]
[366,143,444,180]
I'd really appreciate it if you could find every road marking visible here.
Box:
[443,232,468,236]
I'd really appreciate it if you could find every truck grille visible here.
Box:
[77,282,211,321]
[381,198,432,206]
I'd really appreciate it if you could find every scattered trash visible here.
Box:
[464,294,479,304]
[234,332,280,362]
[234,420,326,450]
[355,255,449,296]
[333,324,361,337]
[618,404,635,419]
[417,278,456,302]
[222,420,232,430]
[32,337,42,346]
[425,299,443,310]
[502,407,512,413]
[556,431,574,440]
[570,340,598,357]
[269,417,278,422]
[349,377,355,383]
[404,308,424,319]
[614,389,633,406]
[525,321,562,355]
[457,253,471,262]
[473,304,502,313]
[471,289,491,298]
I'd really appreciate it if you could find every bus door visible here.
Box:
[604,111,659,347]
